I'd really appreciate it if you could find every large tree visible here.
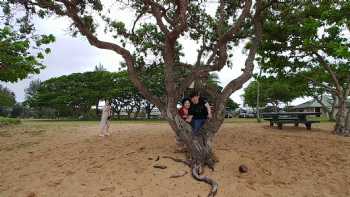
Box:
[4,1,265,195]
[302,70,339,121]
[28,71,119,118]
[259,0,350,135]
[243,76,307,111]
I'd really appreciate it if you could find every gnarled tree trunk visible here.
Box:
[330,95,339,121]
[345,110,350,131]
[165,110,224,196]
[314,95,331,120]
[334,97,350,135]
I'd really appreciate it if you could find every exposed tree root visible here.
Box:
[163,156,218,197]
[192,164,218,197]
[162,156,191,167]
[169,116,219,196]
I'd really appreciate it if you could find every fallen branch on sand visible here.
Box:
[153,164,167,169]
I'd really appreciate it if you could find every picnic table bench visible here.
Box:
[261,112,321,130]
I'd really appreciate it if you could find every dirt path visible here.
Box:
[0,121,349,197]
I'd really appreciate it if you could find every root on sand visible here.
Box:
[163,156,218,197]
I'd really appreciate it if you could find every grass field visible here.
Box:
[0,119,349,197]
[0,117,20,126]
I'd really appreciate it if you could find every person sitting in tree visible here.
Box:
[188,91,212,136]
[99,101,112,137]
[175,98,192,152]
[178,98,192,122]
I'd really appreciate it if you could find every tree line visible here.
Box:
[2,68,238,120]
[22,69,157,119]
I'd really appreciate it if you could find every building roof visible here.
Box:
[294,96,333,109]
[294,96,350,109]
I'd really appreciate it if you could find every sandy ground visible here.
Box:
[0,120,349,197]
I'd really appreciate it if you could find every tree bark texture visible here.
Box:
[334,97,350,135]
[330,95,339,122]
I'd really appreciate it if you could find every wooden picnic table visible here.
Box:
[261,112,321,130]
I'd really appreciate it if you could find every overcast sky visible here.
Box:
[1,4,307,106]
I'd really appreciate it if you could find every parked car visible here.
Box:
[238,108,256,118]
[239,112,255,118]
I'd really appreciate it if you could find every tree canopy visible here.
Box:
[0,26,55,82]
[225,98,239,111]
[243,76,307,109]
[258,0,350,134]
[27,71,116,117]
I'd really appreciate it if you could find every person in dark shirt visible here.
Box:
[188,91,212,136]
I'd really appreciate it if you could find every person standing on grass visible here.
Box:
[99,101,112,137]
[188,91,212,136]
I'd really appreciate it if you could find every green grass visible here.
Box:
[224,116,333,124]
[224,117,262,123]
[0,117,21,126]
[14,116,334,127]
[26,118,263,125]
[307,116,332,122]
[20,119,167,128]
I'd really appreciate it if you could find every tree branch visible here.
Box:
[132,11,146,34]
[219,0,263,101]
[314,53,342,97]
[196,39,210,67]
[55,0,163,108]
[305,76,337,95]
[206,0,252,68]
[163,1,189,103]
[344,76,350,98]
[313,95,330,113]
[177,0,253,99]
[144,0,169,33]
